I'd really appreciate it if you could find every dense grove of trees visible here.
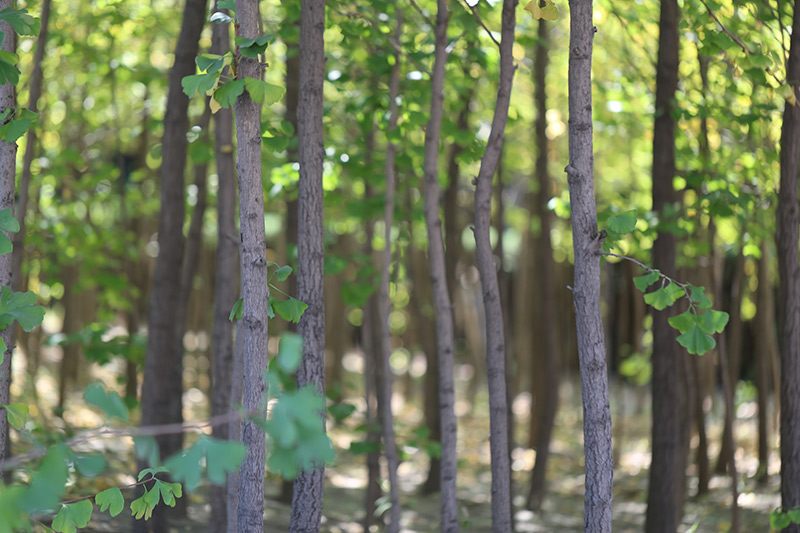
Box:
[0,0,798,532]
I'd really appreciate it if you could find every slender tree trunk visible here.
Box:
[289,0,327,528]
[566,1,613,531]
[755,241,777,482]
[234,1,270,531]
[362,275,383,530]
[209,4,239,531]
[0,0,17,473]
[645,1,687,531]
[421,1,459,531]
[778,4,800,530]
[472,1,516,531]
[136,1,206,531]
[527,16,560,512]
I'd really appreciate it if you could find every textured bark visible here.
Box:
[566,1,613,531]
[645,1,687,531]
[209,4,239,531]
[778,4,800,531]
[472,1,516,530]
[0,0,17,473]
[135,1,207,531]
[234,0,269,531]
[361,281,383,530]
[527,16,560,512]
[289,0,327,528]
[755,242,778,482]
[421,1,459,530]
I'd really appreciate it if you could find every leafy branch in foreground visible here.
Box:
[601,210,729,356]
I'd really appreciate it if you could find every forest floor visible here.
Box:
[64,372,781,533]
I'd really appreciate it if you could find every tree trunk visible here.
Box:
[472,1,516,531]
[136,1,206,531]
[209,4,239,531]
[234,1,270,531]
[645,1,687,531]
[421,1,459,531]
[565,1,613,531]
[289,0,327,528]
[777,3,800,530]
[0,0,17,473]
[755,241,778,483]
[527,15,560,512]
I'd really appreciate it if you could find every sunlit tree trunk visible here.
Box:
[0,0,17,474]
[136,1,207,530]
[777,4,800,531]
[645,1,688,531]
[234,0,269,531]
[566,0,613,530]
[472,0,516,530]
[209,4,239,531]
[290,0,327,528]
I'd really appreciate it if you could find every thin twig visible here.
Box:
[600,251,693,302]
[698,0,753,55]
[407,0,433,27]
[462,0,500,49]
[60,476,157,505]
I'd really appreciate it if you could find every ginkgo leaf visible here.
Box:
[96,487,124,517]
[643,282,683,310]
[633,270,660,292]
[214,79,245,108]
[607,209,637,234]
[244,78,285,105]
[524,0,559,20]
[52,501,93,533]
[676,324,716,355]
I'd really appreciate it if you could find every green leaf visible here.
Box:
[19,446,68,513]
[244,78,285,105]
[328,402,356,422]
[771,509,791,529]
[688,285,713,309]
[154,479,181,507]
[607,209,637,234]
[214,79,245,109]
[130,493,153,521]
[273,297,308,323]
[217,0,236,12]
[236,35,275,58]
[164,436,244,489]
[0,486,30,532]
[196,54,226,74]
[83,382,128,422]
[524,0,559,20]
[676,324,716,355]
[0,286,45,331]
[3,402,27,428]
[72,453,106,478]
[643,282,683,310]
[348,440,381,455]
[274,265,292,282]
[0,115,34,142]
[210,11,234,24]
[697,309,729,335]
[52,501,93,533]
[134,437,161,467]
[229,298,244,321]
[0,57,18,85]
[182,73,217,98]
[668,310,696,335]
[277,332,303,374]
[203,438,246,485]
[95,487,124,517]
[0,8,40,36]
[789,508,800,524]
[633,271,660,292]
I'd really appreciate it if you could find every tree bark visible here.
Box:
[209,4,239,531]
[0,0,17,474]
[136,0,207,531]
[234,1,270,531]
[472,1,516,531]
[755,241,777,482]
[527,15,560,512]
[778,3,800,530]
[565,1,613,531]
[421,1,459,531]
[289,0,327,529]
[645,1,687,531]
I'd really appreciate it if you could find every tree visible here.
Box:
[565,0,613,530]
[645,1,688,531]
[472,0,517,530]
[777,2,800,531]
[420,0,460,530]
[232,0,270,532]
[289,0,327,529]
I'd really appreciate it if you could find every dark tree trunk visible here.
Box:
[420,1,459,530]
[755,241,778,483]
[0,0,17,473]
[527,16,560,512]
[472,1,516,531]
[566,1,613,531]
[290,0,327,528]
[778,4,800,531]
[234,0,270,531]
[209,4,239,531]
[645,1,688,532]
[136,1,207,530]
